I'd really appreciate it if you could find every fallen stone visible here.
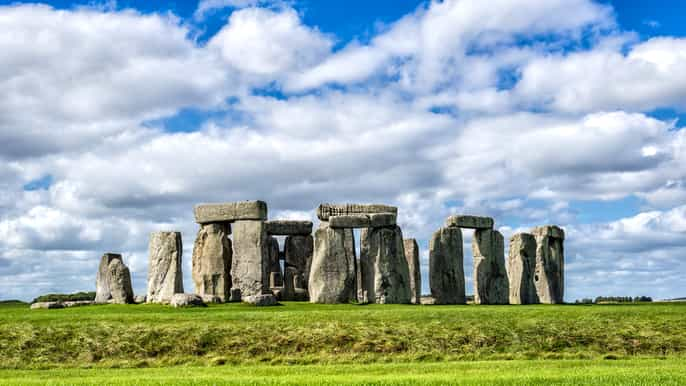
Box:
[473,229,509,305]
[308,226,357,303]
[194,201,268,224]
[429,227,466,304]
[30,301,64,310]
[133,295,146,304]
[508,233,538,305]
[419,296,437,305]
[360,226,411,304]
[201,294,223,304]
[403,238,422,304]
[63,300,95,308]
[531,225,565,304]
[170,293,206,307]
[192,223,232,301]
[107,258,135,304]
[264,220,313,235]
[147,231,184,304]
[445,215,494,229]
[244,293,278,306]
[316,203,398,221]
[95,253,123,303]
[231,220,270,298]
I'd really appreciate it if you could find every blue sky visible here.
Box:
[0,0,685,301]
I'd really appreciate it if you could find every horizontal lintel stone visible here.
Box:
[531,225,565,240]
[194,201,267,224]
[445,215,494,229]
[328,213,396,229]
[265,220,313,235]
[317,203,398,221]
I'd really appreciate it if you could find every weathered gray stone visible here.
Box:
[473,229,508,305]
[316,203,398,221]
[308,226,356,303]
[170,293,206,307]
[429,227,465,304]
[194,201,267,224]
[95,253,122,303]
[133,295,146,304]
[192,223,232,301]
[147,231,184,304]
[531,225,565,304]
[369,213,397,228]
[329,214,371,228]
[107,258,134,304]
[267,236,282,288]
[244,294,278,306]
[508,233,538,305]
[360,226,411,304]
[201,294,222,304]
[419,296,437,305]
[445,215,494,229]
[284,234,313,293]
[63,300,95,308]
[403,238,422,304]
[229,288,242,302]
[265,220,313,235]
[30,301,64,309]
[231,220,270,298]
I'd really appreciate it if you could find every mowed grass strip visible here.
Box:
[0,302,685,369]
[0,359,684,385]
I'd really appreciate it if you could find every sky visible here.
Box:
[1,0,685,302]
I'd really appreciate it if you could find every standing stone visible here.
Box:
[403,239,422,304]
[472,229,508,304]
[95,253,122,303]
[107,258,134,304]
[308,226,356,303]
[192,223,232,301]
[429,227,465,304]
[284,234,314,292]
[147,231,184,304]
[231,220,270,298]
[531,225,565,304]
[361,226,411,304]
[508,233,538,304]
[267,236,282,288]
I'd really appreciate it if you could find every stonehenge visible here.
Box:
[508,233,538,304]
[147,231,184,304]
[86,199,566,309]
[531,225,565,304]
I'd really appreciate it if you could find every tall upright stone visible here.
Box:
[403,239,421,304]
[107,258,134,304]
[309,226,356,303]
[231,220,270,298]
[429,227,465,304]
[507,233,538,305]
[284,234,313,291]
[267,236,282,288]
[95,253,122,303]
[192,223,232,301]
[360,226,411,304]
[531,225,565,304]
[147,232,184,304]
[472,229,508,304]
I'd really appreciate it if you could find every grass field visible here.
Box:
[1,301,685,384]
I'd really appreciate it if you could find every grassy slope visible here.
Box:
[1,301,685,370]
[1,359,685,385]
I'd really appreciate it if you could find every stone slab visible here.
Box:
[472,229,509,305]
[508,233,538,305]
[147,231,184,304]
[445,215,494,229]
[403,239,422,304]
[316,203,398,221]
[429,227,466,304]
[328,213,396,228]
[531,225,565,240]
[308,227,357,303]
[194,201,267,224]
[265,220,313,235]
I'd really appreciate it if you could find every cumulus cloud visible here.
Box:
[1,0,686,301]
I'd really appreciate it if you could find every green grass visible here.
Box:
[1,301,685,371]
[0,359,684,385]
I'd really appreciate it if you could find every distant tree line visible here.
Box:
[574,296,653,304]
[32,291,95,303]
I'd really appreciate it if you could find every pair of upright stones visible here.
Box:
[95,253,134,304]
[508,225,565,304]
[430,215,508,304]
[309,204,419,304]
[192,200,313,302]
